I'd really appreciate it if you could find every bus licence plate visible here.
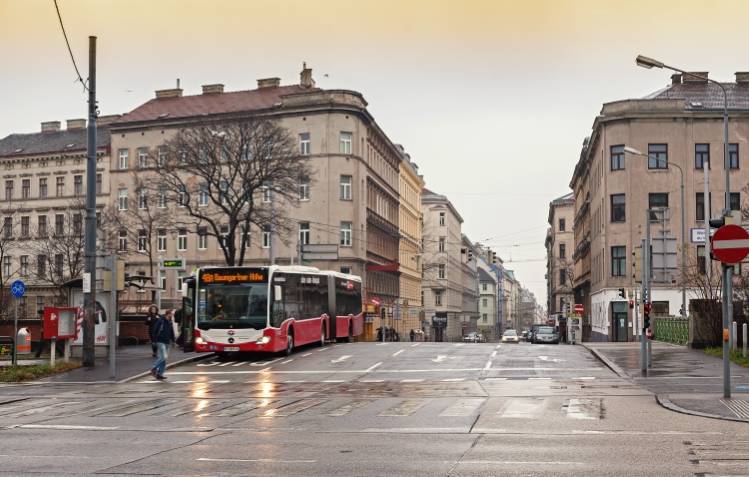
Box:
[223,347,240,352]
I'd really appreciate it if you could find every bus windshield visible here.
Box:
[197,284,269,330]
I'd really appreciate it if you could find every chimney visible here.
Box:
[96,114,122,126]
[300,62,315,88]
[736,72,749,84]
[66,118,86,130]
[41,121,61,133]
[155,88,183,99]
[257,78,281,89]
[202,84,224,94]
[683,72,709,83]
[671,74,682,85]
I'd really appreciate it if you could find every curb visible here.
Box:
[580,344,632,381]
[656,394,749,423]
[117,352,216,383]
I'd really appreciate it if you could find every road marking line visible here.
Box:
[484,378,507,381]
[401,379,423,382]
[485,360,492,370]
[365,362,382,372]
[322,380,344,383]
[207,380,230,384]
[197,362,220,367]
[459,461,583,465]
[201,400,272,417]
[284,380,306,383]
[331,355,352,363]
[217,362,236,367]
[529,377,551,380]
[173,381,196,383]
[574,377,596,380]
[411,343,420,346]
[231,362,246,367]
[326,400,372,416]
[17,424,120,431]
[317,347,330,352]
[302,353,312,357]
[393,350,404,356]
[279,359,293,365]
[258,367,272,372]
[496,345,501,349]
[361,380,383,383]
[491,351,497,357]
[376,343,388,346]
[442,378,465,382]
[379,399,428,416]
[263,399,327,417]
[197,458,317,463]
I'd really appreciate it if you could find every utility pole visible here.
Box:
[83,36,98,367]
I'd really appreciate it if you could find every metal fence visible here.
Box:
[654,316,689,346]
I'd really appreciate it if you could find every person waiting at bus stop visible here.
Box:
[150,309,176,380]
[34,309,63,357]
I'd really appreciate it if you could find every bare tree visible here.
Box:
[151,114,314,266]
[0,204,22,321]
[420,215,447,277]
[680,243,723,346]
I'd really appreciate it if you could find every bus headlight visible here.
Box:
[256,336,271,345]
[195,337,206,345]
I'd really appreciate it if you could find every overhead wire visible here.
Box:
[53,0,89,92]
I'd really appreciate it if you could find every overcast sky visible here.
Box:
[2,0,748,307]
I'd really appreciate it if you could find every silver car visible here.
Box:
[533,326,559,344]
[501,330,520,343]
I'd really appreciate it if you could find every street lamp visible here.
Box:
[636,54,731,398]
[622,146,685,319]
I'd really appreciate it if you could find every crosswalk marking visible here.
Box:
[498,398,547,418]
[153,400,219,417]
[217,362,236,367]
[5,401,83,418]
[379,399,428,416]
[201,400,274,417]
[326,400,372,416]
[97,400,176,417]
[563,398,602,420]
[401,379,423,383]
[361,380,383,383]
[439,399,485,417]
[442,378,465,382]
[322,380,344,383]
[263,399,326,417]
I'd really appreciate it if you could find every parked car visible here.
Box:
[463,332,477,342]
[501,330,520,343]
[533,326,559,344]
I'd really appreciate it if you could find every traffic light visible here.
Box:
[468,250,474,262]
[643,301,652,329]
[617,288,625,298]
[633,247,643,283]
[487,250,493,264]
[629,299,634,309]
[380,307,386,321]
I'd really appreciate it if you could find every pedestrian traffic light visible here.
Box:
[633,247,643,283]
[380,307,386,321]
[643,301,652,329]
[617,288,625,298]
[629,299,634,309]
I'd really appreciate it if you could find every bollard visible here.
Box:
[734,321,738,351]
[744,323,747,359]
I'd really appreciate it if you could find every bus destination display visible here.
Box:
[200,269,267,284]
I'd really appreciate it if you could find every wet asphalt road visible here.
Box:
[2,341,749,476]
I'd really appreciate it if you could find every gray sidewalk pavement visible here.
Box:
[583,340,749,422]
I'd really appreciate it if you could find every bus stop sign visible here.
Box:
[712,224,749,265]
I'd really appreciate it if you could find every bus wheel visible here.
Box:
[319,325,326,347]
[217,352,230,362]
[284,333,294,356]
[340,323,352,343]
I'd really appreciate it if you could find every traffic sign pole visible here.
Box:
[10,280,25,367]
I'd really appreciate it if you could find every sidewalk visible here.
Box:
[584,340,749,422]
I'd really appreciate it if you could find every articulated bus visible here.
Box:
[181,265,363,358]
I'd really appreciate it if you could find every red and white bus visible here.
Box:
[182,265,363,358]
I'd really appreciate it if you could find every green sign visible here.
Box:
[163,260,183,268]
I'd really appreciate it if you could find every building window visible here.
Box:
[648,193,668,221]
[137,147,148,168]
[37,255,46,277]
[118,230,127,251]
[38,216,46,237]
[299,181,310,201]
[300,133,310,155]
[157,229,167,252]
[695,143,710,169]
[158,146,167,166]
[118,188,128,210]
[158,186,166,208]
[242,227,251,249]
[438,237,446,252]
[612,246,626,276]
[138,188,147,209]
[728,143,739,169]
[3,257,11,277]
[73,213,82,235]
[138,230,147,252]
[96,212,101,228]
[56,177,65,196]
[611,194,625,222]
[219,182,228,205]
[39,178,47,198]
[438,264,445,279]
[22,179,30,199]
[611,145,625,170]
[199,184,209,206]
[340,222,352,246]
[340,175,352,200]
[482,298,488,307]
[199,148,208,164]
[178,186,187,207]
[37,296,45,312]
[559,218,565,232]
[219,225,229,249]
[1,217,11,238]
[96,173,102,194]
[340,267,352,275]
[20,216,28,237]
[74,175,83,196]
[219,144,229,163]
[20,255,28,277]
[729,192,741,211]
[55,214,64,236]
[54,254,63,276]
[439,212,445,226]
[340,132,352,154]
[559,243,566,259]
[119,149,128,169]
[697,245,706,274]
[483,314,488,323]
[198,226,207,250]
[482,283,487,291]
[299,223,309,245]
[696,192,710,221]
[4,180,12,200]
[177,229,186,251]
[559,269,566,285]
[648,144,668,169]
[434,291,442,306]
[262,226,270,248]
[262,186,271,203]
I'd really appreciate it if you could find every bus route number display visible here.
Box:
[201,270,266,284]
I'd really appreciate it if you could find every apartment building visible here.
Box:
[461,234,480,336]
[546,192,574,318]
[502,268,521,331]
[108,66,402,340]
[477,266,497,340]
[421,188,463,341]
[570,71,749,341]
[396,145,425,337]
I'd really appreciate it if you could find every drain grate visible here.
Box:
[720,399,749,418]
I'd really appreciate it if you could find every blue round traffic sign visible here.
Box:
[11,280,25,298]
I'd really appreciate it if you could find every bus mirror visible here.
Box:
[181,283,188,296]
[274,285,282,301]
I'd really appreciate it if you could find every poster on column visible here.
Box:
[71,290,109,345]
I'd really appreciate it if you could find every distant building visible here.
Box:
[477,267,498,340]
[546,192,574,320]
[461,235,480,336]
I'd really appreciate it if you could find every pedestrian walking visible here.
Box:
[150,309,176,380]
[34,309,63,357]
[410,329,415,342]
[145,304,159,357]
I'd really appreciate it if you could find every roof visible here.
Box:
[552,191,573,202]
[478,268,496,282]
[0,127,111,158]
[113,85,321,125]
[646,82,749,110]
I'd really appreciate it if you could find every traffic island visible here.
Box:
[0,362,82,383]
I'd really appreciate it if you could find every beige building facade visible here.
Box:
[546,192,574,318]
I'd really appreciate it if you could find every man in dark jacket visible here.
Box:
[145,305,159,357]
[150,309,175,380]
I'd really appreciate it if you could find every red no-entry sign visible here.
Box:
[574,304,584,314]
[712,224,749,264]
